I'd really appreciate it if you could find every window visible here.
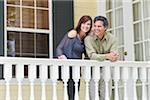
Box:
[106,0,124,60]
[133,0,150,61]
[6,0,50,58]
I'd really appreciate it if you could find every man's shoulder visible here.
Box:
[85,34,95,41]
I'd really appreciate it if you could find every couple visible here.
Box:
[56,15,119,100]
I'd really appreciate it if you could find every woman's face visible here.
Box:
[80,20,91,33]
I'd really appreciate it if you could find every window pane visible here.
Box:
[7,6,20,27]
[114,0,122,7]
[118,47,124,61]
[145,41,150,61]
[143,0,150,18]
[115,8,123,27]
[133,23,142,42]
[134,43,143,61]
[7,0,20,5]
[36,0,48,8]
[106,12,112,29]
[144,20,150,39]
[22,33,34,57]
[37,9,49,29]
[36,33,49,58]
[106,0,112,10]
[7,31,20,57]
[22,0,34,6]
[22,8,34,28]
[133,3,141,21]
[116,28,124,45]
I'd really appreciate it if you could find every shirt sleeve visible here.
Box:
[110,37,119,54]
[56,34,68,57]
[84,36,106,61]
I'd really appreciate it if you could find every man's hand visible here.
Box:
[105,52,119,62]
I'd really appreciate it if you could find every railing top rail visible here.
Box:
[0,57,149,68]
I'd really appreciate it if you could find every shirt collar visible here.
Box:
[93,32,108,41]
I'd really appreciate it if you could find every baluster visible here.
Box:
[4,63,12,100]
[104,66,111,100]
[29,64,36,100]
[40,64,48,100]
[62,65,69,100]
[84,66,91,100]
[140,68,147,100]
[50,65,58,100]
[114,66,120,100]
[93,66,100,100]
[122,67,129,100]
[148,68,150,100]
[16,64,24,100]
[132,67,138,100]
[73,66,80,100]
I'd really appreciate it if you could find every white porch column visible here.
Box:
[16,64,24,100]
[93,66,100,100]
[40,64,48,100]
[4,63,12,100]
[73,65,80,100]
[29,64,36,100]
[50,65,58,100]
[84,65,91,100]
[114,66,120,100]
[62,65,69,100]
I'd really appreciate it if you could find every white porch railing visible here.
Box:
[0,57,150,100]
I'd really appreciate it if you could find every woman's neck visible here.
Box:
[79,31,86,40]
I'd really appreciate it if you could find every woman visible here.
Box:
[56,15,92,100]
[56,15,92,59]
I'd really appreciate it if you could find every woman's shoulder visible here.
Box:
[67,30,77,38]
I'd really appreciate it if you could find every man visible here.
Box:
[84,16,119,100]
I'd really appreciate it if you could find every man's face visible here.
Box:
[93,20,106,36]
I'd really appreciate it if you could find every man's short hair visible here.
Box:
[94,16,108,28]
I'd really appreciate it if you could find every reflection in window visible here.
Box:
[143,0,150,18]
[106,0,112,10]
[133,3,141,21]
[134,43,143,61]
[116,28,124,45]
[134,23,142,42]
[145,41,150,61]
[7,32,20,57]
[37,9,49,29]
[7,31,49,58]
[22,33,34,56]
[36,34,49,58]
[118,47,124,60]
[106,12,112,29]
[7,6,20,27]
[115,8,123,27]
[22,0,34,7]
[114,0,122,8]
[22,8,34,28]
[144,20,150,40]
[36,0,48,8]
[7,0,20,5]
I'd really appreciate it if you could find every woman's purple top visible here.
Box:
[56,34,85,59]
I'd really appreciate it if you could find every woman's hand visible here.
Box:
[58,55,67,59]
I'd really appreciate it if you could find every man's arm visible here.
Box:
[84,36,107,61]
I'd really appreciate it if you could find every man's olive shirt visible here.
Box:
[84,32,118,61]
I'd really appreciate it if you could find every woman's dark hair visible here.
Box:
[75,15,92,34]
[94,16,108,28]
